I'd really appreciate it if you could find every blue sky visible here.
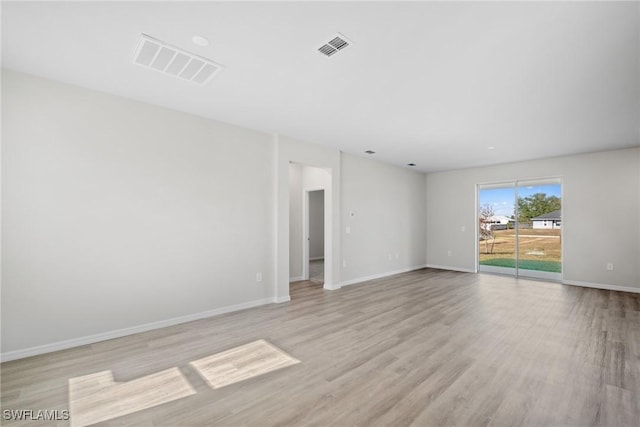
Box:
[479,184,561,216]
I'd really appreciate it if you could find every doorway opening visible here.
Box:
[306,189,325,284]
[478,178,562,281]
[288,162,330,297]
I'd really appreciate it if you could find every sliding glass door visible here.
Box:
[478,179,562,280]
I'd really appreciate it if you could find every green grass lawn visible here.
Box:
[479,258,562,273]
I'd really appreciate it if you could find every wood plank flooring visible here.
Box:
[308,260,324,284]
[1,268,639,426]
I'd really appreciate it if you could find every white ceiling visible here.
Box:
[2,1,639,172]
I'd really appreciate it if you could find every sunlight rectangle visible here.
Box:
[69,368,196,427]
[190,339,300,389]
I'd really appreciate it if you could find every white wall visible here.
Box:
[309,190,325,259]
[288,163,303,280]
[341,154,427,284]
[302,166,331,190]
[426,148,640,290]
[2,70,277,356]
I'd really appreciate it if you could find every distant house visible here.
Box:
[485,215,515,230]
[532,209,561,229]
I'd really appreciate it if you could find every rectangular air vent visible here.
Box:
[133,34,223,85]
[318,33,351,57]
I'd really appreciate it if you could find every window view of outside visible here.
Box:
[479,183,561,274]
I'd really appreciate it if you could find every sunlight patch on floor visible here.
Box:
[68,367,196,426]
[190,339,300,389]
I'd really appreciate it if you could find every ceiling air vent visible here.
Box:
[318,33,351,57]
[133,34,223,85]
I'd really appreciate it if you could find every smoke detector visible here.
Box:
[133,34,223,85]
[318,33,352,57]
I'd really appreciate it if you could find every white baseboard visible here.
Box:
[289,276,304,283]
[309,257,324,261]
[323,282,341,290]
[0,297,281,362]
[563,280,640,294]
[426,264,476,273]
[274,295,291,303]
[341,264,428,287]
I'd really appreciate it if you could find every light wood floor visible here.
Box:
[2,269,639,426]
[309,259,324,284]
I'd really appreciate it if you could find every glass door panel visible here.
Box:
[478,184,516,276]
[516,180,562,280]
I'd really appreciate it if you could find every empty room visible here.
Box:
[1,1,639,426]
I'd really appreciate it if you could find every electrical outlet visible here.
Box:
[256,272,263,282]
[607,263,614,271]
[395,253,399,259]
[447,250,452,257]
[388,253,393,261]
[343,260,347,268]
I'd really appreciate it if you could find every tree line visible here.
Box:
[517,193,561,224]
